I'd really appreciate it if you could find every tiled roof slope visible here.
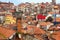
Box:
[0,27,16,39]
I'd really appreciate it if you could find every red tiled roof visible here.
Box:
[40,22,53,26]
[49,26,60,31]
[49,27,56,30]
[0,36,4,39]
[52,31,60,40]
[53,18,60,22]
[21,25,46,35]
[34,27,46,34]
[0,2,13,4]
[40,22,47,26]
[0,5,2,8]
[0,27,16,38]
[34,35,43,40]
[9,9,15,13]
[55,18,60,22]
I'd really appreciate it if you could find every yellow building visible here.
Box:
[4,14,16,24]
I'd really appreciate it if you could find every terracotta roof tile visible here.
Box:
[40,22,47,26]
[52,31,60,40]
[34,35,43,40]
[49,26,60,31]
[0,36,5,39]
[21,25,46,35]
[0,27,16,38]
[34,27,46,34]
[22,25,46,35]
[56,18,60,22]
[9,9,15,13]
[40,22,52,26]
[53,18,60,22]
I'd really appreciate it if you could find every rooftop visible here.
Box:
[0,27,16,39]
